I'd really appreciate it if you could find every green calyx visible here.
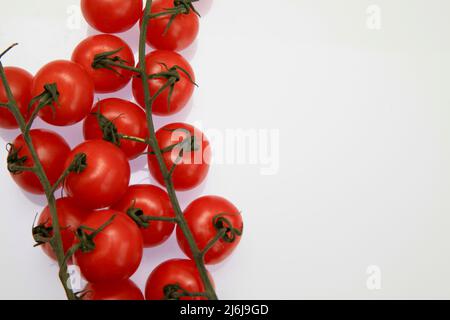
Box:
[32,223,53,247]
[68,153,87,174]
[150,0,201,36]
[92,110,122,147]
[75,214,116,253]
[92,48,128,75]
[127,206,150,229]
[6,143,28,174]
[160,127,200,156]
[28,83,60,116]
[163,284,206,300]
[213,213,243,243]
[149,63,197,113]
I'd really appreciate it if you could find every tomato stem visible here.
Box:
[24,83,60,133]
[119,134,147,144]
[201,228,227,258]
[126,206,178,229]
[0,46,77,300]
[147,0,200,36]
[50,153,87,193]
[139,0,218,300]
[95,60,141,74]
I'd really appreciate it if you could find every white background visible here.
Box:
[1,0,450,299]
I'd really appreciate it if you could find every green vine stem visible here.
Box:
[1,0,220,300]
[0,44,76,300]
[139,0,218,300]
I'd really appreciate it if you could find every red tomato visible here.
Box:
[72,34,135,93]
[0,67,33,129]
[37,198,90,261]
[144,0,199,51]
[81,0,143,33]
[83,280,144,300]
[64,140,130,209]
[145,259,213,300]
[112,184,175,247]
[83,98,148,160]
[74,210,143,283]
[132,50,195,116]
[9,129,70,194]
[32,60,94,126]
[148,123,210,191]
[177,196,243,265]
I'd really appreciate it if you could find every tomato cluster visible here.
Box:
[1,0,243,300]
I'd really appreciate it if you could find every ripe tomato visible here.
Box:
[72,34,135,93]
[132,50,195,116]
[74,210,143,283]
[9,129,70,194]
[145,259,213,300]
[144,0,199,51]
[64,140,130,210]
[32,60,94,126]
[83,98,148,160]
[82,280,144,300]
[0,67,33,129]
[37,198,90,261]
[177,196,243,265]
[147,123,210,191]
[112,184,175,247]
[81,0,143,34]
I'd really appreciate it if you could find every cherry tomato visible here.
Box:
[64,140,130,210]
[145,259,213,300]
[144,0,199,51]
[82,280,144,300]
[9,129,70,194]
[81,0,143,34]
[72,34,135,93]
[0,67,33,129]
[132,50,195,116]
[147,122,210,191]
[74,210,143,283]
[177,196,243,265]
[32,60,94,126]
[83,98,148,160]
[37,197,90,261]
[112,184,175,247]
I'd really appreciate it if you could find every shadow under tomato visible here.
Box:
[18,187,48,207]
[196,0,214,16]
[179,39,198,61]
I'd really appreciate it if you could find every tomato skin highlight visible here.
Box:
[81,0,143,34]
[145,259,213,300]
[132,50,195,116]
[32,60,94,126]
[74,210,143,283]
[0,67,33,129]
[82,280,144,300]
[147,122,210,191]
[10,129,70,194]
[64,140,130,210]
[112,184,175,247]
[83,98,148,160]
[144,0,199,51]
[72,34,135,93]
[38,198,90,261]
[177,196,243,265]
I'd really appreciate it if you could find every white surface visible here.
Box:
[1,0,450,299]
